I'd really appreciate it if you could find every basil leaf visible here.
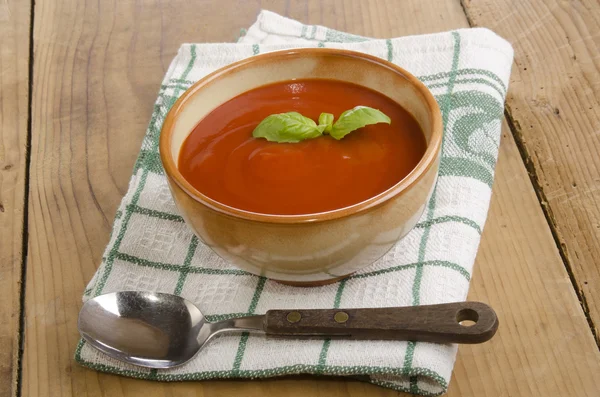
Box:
[252,112,322,143]
[252,107,391,143]
[318,112,334,133]
[329,106,391,140]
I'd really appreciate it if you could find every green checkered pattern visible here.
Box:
[77,10,513,396]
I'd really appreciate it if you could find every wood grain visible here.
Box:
[450,123,600,396]
[461,0,600,341]
[20,1,600,397]
[0,1,30,396]
[265,303,499,344]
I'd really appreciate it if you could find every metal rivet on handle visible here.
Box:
[287,311,301,323]
[334,311,349,323]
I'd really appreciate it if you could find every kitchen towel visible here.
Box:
[77,10,513,396]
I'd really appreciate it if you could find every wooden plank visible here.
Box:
[461,0,600,341]
[21,1,600,397]
[450,122,600,396]
[0,0,30,396]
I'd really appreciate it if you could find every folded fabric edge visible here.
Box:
[252,9,514,59]
[74,340,447,396]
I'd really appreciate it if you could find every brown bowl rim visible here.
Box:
[159,48,443,224]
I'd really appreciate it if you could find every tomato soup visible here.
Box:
[178,79,427,215]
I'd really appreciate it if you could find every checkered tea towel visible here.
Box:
[77,10,513,396]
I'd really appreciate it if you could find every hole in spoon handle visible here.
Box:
[264,302,498,344]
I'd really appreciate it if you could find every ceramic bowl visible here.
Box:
[159,48,442,286]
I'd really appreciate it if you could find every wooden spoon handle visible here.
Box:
[264,302,498,344]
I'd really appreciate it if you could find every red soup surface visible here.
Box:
[178,79,427,215]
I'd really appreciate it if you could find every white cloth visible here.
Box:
[78,10,513,396]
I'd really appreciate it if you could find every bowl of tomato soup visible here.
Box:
[160,48,442,286]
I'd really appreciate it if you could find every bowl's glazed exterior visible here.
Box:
[160,48,442,285]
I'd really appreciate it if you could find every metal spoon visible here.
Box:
[78,291,498,369]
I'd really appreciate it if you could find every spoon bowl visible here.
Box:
[79,291,264,368]
[79,291,205,368]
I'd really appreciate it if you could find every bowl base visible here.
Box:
[273,273,354,287]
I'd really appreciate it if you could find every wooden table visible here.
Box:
[2,0,600,396]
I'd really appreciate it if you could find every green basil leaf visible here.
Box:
[252,112,322,143]
[329,106,391,140]
[318,112,334,133]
